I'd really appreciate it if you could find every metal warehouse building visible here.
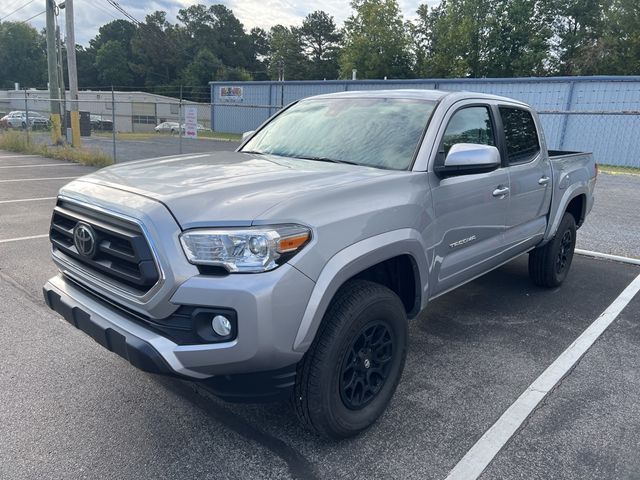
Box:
[210,76,640,168]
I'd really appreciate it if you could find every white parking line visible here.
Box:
[0,197,57,205]
[0,234,49,244]
[0,154,41,159]
[445,271,640,480]
[0,163,75,169]
[576,249,640,266]
[0,176,76,183]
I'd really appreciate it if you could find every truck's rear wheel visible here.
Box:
[529,212,577,288]
[293,280,407,439]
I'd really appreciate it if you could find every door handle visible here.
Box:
[492,186,510,197]
[538,176,550,186]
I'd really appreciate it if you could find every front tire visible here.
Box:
[529,212,577,288]
[293,280,407,439]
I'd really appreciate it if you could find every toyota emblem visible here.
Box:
[73,222,97,257]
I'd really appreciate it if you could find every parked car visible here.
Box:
[180,123,207,133]
[1,111,50,129]
[154,121,180,134]
[90,115,113,132]
[44,90,596,439]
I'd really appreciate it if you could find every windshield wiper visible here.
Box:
[240,150,265,155]
[295,155,360,166]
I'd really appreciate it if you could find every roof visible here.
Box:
[309,89,448,101]
[303,89,529,106]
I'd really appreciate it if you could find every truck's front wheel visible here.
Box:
[293,280,407,439]
[529,212,577,288]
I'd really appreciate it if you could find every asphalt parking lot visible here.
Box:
[31,132,239,163]
[1,150,639,479]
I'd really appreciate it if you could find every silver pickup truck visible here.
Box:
[43,90,596,438]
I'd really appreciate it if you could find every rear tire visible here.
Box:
[529,212,577,288]
[293,280,407,439]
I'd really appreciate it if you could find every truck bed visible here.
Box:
[548,150,592,160]
[544,149,597,243]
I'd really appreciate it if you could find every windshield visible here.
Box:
[241,97,436,170]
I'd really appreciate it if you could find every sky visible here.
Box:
[1,0,434,46]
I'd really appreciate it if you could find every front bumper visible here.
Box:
[43,263,315,380]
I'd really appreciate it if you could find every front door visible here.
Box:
[428,103,510,297]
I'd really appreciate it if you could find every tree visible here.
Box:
[267,25,309,80]
[602,0,640,74]
[177,4,255,71]
[551,0,610,75]
[413,0,553,78]
[95,40,133,86]
[412,0,495,78]
[483,0,553,77]
[209,5,253,69]
[248,27,270,80]
[299,11,341,79]
[75,45,99,87]
[130,11,181,85]
[180,48,223,87]
[0,22,47,88]
[340,0,413,79]
[89,19,137,53]
[87,19,138,86]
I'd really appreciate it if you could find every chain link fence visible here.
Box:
[0,89,235,163]
[1,82,639,168]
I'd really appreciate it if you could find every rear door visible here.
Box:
[498,106,552,252]
[428,102,510,297]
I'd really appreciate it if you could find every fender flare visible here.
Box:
[543,183,588,244]
[293,228,429,352]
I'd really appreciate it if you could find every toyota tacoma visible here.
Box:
[44,90,596,438]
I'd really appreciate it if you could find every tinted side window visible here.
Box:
[442,106,495,155]
[499,107,540,164]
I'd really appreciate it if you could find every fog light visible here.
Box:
[212,315,232,336]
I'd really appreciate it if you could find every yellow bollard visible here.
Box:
[50,113,62,145]
[70,110,81,148]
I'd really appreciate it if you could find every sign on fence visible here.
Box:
[219,86,243,102]
[184,106,198,138]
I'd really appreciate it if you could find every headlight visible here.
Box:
[179,224,311,273]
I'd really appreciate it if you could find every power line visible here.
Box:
[81,0,119,21]
[1,0,37,21]
[20,9,45,24]
[2,0,25,14]
[104,0,141,25]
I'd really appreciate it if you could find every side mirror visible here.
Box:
[436,143,501,176]
[241,130,255,142]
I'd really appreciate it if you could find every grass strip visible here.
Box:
[0,131,113,167]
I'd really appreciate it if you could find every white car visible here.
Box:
[180,123,208,133]
[1,111,50,129]
[154,121,180,134]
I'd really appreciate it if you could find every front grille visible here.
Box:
[50,199,160,295]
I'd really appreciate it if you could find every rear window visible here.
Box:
[499,107,540,164]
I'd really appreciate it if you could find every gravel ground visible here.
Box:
[576,172,640,259]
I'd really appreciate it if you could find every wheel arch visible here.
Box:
[565,194,586,227]
[543,184,589,244]
[293,229,428,352]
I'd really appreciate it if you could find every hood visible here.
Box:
[77,151,395,228]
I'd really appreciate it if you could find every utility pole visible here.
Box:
[64,0,80,147]
[56,24,68,143]
[45,0,62,145]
